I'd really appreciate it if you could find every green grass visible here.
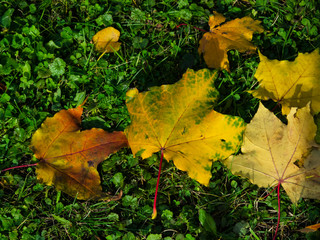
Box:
[1,0,320,239]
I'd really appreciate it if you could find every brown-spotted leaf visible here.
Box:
[125,69,246,185]
[92,27,121,53]
[250,49,320,115]
[31,105,128,200]
[198,11,264,71]
[225,102,319,204]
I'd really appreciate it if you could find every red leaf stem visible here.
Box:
[273,182,281,240]
[1,163,38,173]
[152,148,164,219]
[262,185,278,199]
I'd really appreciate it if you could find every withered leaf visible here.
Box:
[225,102,320,204]
[198,11,263,71]
[31,105,128,200]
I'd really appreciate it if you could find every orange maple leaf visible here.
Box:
[30,104,128,200]
[198,11,263,71]
[299,223,320,233]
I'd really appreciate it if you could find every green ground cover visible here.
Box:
[1,0,320,239]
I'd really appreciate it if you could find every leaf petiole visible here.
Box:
[273,183,281,240]
[152,148,164,219]
[1,163,38,173]
[261,185,278,199]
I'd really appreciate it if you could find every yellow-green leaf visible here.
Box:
[198,11,264,71]
[251,49,320,115]
[125,69,245,185]
[92,26,121,53]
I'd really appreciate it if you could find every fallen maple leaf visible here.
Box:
[125,68,246,218]
[250,49,320,115]
[92,26,121,53]
[30,104,128,200]
[198,11,263,71]
[226,102,318,202]
[225,102,320,239]
[299,223,320,233]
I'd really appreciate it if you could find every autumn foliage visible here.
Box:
[226,103,319,204]
[92,26,121,53]
[125,69,245,186]
[31,104,128,200]
[5,8,320,238]
[251,49,320,115]
[198,11,264,71]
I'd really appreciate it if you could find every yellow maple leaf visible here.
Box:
[198,11,264,71]
[125,68,246,185]
[225,102,319,204]
[92,26,121,53]
[31,104,128,200]
[250,49,320,115]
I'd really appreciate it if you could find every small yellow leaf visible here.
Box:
[92,27,121,53]
[250,49,320,115]
[198,12,263,71]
